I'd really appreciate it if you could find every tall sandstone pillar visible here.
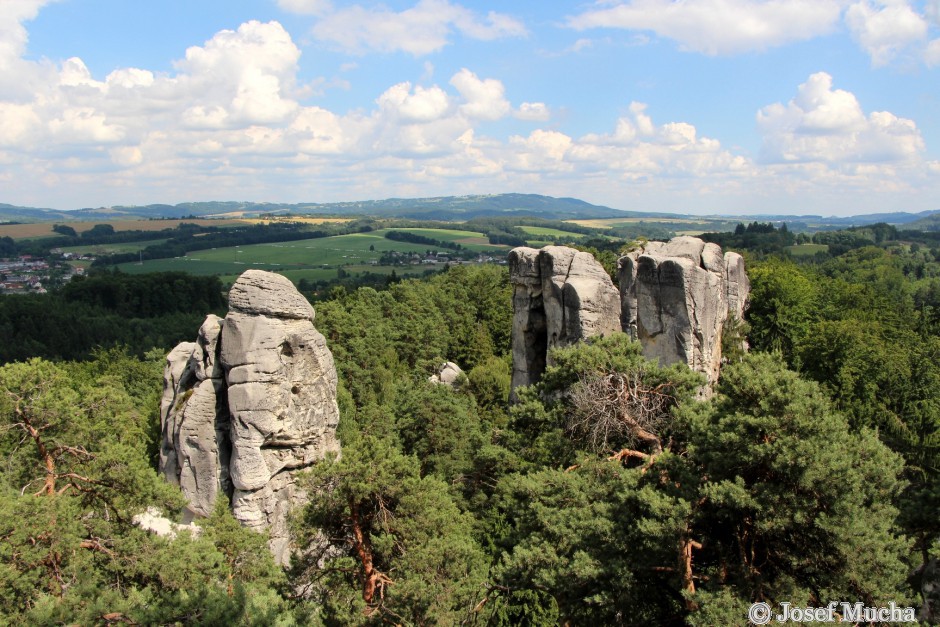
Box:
[508,245,621,394]
[618,237,750,387]
[160,270,340,564]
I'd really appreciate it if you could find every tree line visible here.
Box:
[0,271,224,362]
[383,229,463,251]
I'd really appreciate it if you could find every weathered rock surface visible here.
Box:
[160,270,340,564]
[509,238,750,395]
[509,245,621,393]
[508,247,548,393]
[429,361,464,386]
[723,251,750,323]
[618,237,750,386]
[133,507,202,539]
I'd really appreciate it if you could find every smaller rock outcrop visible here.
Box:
[509,246,621,392]
[429,361,464,386]
[159,314,230,522]
[133,507,202,540]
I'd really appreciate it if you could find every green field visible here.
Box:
[59,239,168,256]
[115,229,510,281]
[383,227,508,249]
[785,243,829,257]
[519,226,587,240]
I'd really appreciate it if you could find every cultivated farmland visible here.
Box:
[115,228,510,283]
[0,219,249,240]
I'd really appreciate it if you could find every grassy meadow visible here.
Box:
[114,228,511,284]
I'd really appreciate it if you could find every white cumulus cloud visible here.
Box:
[173,21,301,126]
[927,37,940,65]
[514,102,550,121]
[845,0,930,66]
[566,0,843,55]
[310,0,526,56]
[757,71,924,163]
[377,82,452,123]
[449,68,511,121]
[276,0,332,15]
[567,0,940,66]
[0,0,56,62]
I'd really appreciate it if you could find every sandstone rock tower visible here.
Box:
[160,270,340,564]
[618,236,750,386]
[509,237,750,394]
[508,246,621,392]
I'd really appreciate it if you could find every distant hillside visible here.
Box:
[827,209,940,226]
[307,194,640,220]
[2,195,936,227]
[739,209,940,228]
[0,203,75,223]
[906,212,940,231]
[0,194,635,222]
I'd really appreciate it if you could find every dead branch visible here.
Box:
[100,612,136,624]
[80,538,116,558]
[607,449,652,463]
[567,372,677,455]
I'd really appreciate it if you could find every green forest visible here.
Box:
[1,223,939,625]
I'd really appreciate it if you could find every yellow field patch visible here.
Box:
[0,223,60,239]
[0,219,249,240]
[566,217,707,228]
[242,217,353,225]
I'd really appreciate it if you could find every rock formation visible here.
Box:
[160,270,340,564]
[159,315,229,522]
[133,507,202,540]
[509,238,750,394]
[429,361,464,386]
[618,237,750,386]
[509,246,621,392]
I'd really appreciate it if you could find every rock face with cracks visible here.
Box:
[618,237,750,386]
[160,270,340,564]
[508,245,621,394]
[509,238,750,394]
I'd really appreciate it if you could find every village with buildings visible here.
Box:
[0,254,83,294]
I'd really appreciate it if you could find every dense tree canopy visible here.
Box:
[0,351,293,624]
[0,272,225,362]
[0,238,936,623]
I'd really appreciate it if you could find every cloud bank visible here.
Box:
[305,0,527,56]
[568,0,940,66]
[0,7,935,214]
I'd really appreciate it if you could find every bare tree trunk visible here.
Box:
[350,498,379,605]
[679,533,702,611]
[21,416,56,495]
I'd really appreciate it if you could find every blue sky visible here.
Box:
[2,0,939,215]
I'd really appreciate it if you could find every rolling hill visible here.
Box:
[0,194,634,222]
